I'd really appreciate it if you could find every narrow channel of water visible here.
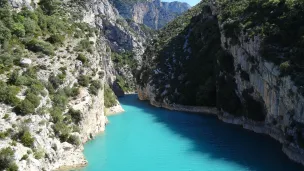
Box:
[75,95,304,171]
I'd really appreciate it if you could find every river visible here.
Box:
[74,95,304,171]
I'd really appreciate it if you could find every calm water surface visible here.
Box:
[75,95,304,171]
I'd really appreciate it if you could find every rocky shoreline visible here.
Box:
[137,90,304,166]
[105,104,125,116]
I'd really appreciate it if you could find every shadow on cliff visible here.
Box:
[119,95,304,171]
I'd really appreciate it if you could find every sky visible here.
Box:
[162,0,201,6]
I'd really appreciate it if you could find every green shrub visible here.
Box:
[46,34,64,45]
[26,83,45,95]
[23,18,40,36]
[26,38,54,55]
[49,74,65,90]
[111,51,137,71]
[0,131,8,139]
[279,61,291,73]
[7,163,18,171]
[25,93,41,108]
[78,75,90,87]
[12,22,25,37]
[75,39,92,52]
[67,134,81,146]
[72,125,80,133]
[89,80,102,95]
[53,122,70,142]
[21,154,28,160]
[76,53,87,64]
[64,86,79,98]
[0,20,11,43]
[104,85,117,108]
[52,93,68,110]
[50,107,63,123]
[0,147,18,171]
[2,113,9,120]
[15,99,35,115]
[68,108,82,124]
[0,81,20,107]
[20,130,34,147]
[33,148,45,159]
[0,53,16,68]
[39,0,60,15]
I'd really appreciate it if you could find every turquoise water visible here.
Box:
[76,95,304,171]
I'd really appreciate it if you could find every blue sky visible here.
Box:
[162,0,200,6]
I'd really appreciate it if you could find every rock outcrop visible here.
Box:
[110,0,191,29]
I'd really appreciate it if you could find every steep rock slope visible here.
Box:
[110,0,191,29]
[138,0,304,166]
[0,0,148,170]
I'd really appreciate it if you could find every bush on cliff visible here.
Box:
[0,147,18,171]
[104,85,117,108]
[20,130,34,147]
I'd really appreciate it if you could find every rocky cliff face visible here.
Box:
[110,0,190,29]
[0,0,149,170]
[138,1,304,166]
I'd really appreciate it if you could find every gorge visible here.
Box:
[0,0,304,171]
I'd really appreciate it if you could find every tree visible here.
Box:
[39,0,60,15]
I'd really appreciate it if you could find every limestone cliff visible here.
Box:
[110,0,191,29]
[138,0,304,166]
[0,0,149,170]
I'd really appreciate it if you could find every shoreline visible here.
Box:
[105,104,125,116]
[138,95,304,166]
[54,130,108,171]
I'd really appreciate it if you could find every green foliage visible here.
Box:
[279,61,291,74]
[0,131,8,139]
[33,148,45,159]
[75,39,92,52]
[64,86,79,98]
[111,51,137,71]
[0,81,20,107]
[12,22,25,37]
[50,107,63,123]
[89,80,102,95]
[0,147,18,171]
[20,130,34,147]
[26,38,54,55]
[21,154,28,160]
[139,4,219,106]
[39,0,61,15]
[104,85,117,108]
[76,53,88,64]
[0,20,11,43]
[218,0,304,94]
[78,75,90,87]
[67,108,82,124]
[7,163,18,171]
[15,99,35,115]
[52,92,68,110]
[46,34,65,45]
[48,73,65,90]
[25,93,41,108]
[53,122,70,142]
[67,134,81,146]
[2,113,9,120]
[116,75,133,92]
